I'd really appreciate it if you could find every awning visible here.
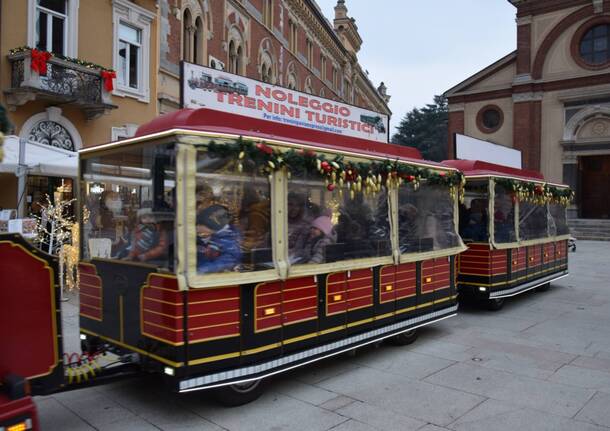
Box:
[0,135,78,178]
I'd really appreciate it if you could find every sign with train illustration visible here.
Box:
[181,61,390,143]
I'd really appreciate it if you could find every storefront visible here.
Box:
[0,135,77,223]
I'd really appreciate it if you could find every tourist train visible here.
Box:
[0,107,572,428]
[444,159,570,311]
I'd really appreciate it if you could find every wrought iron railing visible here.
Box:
[9,53,103,104]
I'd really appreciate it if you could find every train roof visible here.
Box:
[441,159,547,182]
[129,108,451,169]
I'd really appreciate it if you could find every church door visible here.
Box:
[580,155,610,219]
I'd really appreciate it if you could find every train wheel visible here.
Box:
[387,329,419,346]
[487,298,505,311]
[213,379,265,406]
[536,282,550,292]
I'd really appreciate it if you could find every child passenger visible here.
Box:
[126,207,168,263]
[294,216,335,264]
[196,204,242,273]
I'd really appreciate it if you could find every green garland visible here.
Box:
[206,137,465,199]
[9,46,114,72]
[496,178,573,206]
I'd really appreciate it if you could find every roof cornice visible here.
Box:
[445,51,517,97]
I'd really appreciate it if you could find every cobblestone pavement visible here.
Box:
[39,241,610,430]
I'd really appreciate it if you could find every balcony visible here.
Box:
[5,50,117,120]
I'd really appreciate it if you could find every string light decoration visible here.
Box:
[206,137,466,201]
[495,178,574,206]
[32,194,80,291]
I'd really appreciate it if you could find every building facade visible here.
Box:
[156,0,391,116]
[0,0,159,213]
[0,0,389,216]
[446,0,610,219]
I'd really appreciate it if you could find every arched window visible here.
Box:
[228,30,244,75]
[259,48,275,83]
[229,40,237,73]
[236,45,243,74]
[287,73,297,90]
[180,1,208,65]
[20,107,82,151]
[29,121,74,151]
[183,9,193,62]
[194,17,203,64]
[580,24,610,65]
[261,63,272,83]
[304,77,313,94]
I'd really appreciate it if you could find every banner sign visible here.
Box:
[455,133,522,169]
[182,62,389,143]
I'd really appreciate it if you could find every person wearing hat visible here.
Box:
[126,206,168,263]
[293,216,336,264]
[287,191,313,257]
[196,204,242,273]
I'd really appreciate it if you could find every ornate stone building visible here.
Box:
[157,0,391,116]
[446,0,610,219]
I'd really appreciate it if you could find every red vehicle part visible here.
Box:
[0,394,39,431]
[0,234,64,430]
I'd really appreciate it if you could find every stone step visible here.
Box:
[568,220,610,225]
[569,225,610,229]
[569,223,610,227]
[572,234,610,241]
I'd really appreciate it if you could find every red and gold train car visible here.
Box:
[443,160,571,310]
[76,108,466,404]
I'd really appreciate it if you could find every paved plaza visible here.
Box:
[39,241,610,431]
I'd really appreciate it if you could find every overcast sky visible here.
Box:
[314,0,517,135]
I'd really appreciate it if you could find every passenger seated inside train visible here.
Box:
[292,216,336,264]
[494,204,515,242]
[196,204,242,273]
[460,198,489,242]
[239,185,271,252]
[287,192,312,251]
[124,205,169,264]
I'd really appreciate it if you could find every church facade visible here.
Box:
[446,0,610,219]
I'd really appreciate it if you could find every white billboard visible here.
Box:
[455,134,522,169]
[181,62,389,143]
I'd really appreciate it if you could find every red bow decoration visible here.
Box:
[101,70,116,92]
[30,49,52,75]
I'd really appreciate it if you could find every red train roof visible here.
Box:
[441,159,545,181]
[135,108,440,166]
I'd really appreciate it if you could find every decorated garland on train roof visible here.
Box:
[495,178,574,206]
[206,137,465,201]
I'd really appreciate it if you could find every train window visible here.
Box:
[81,144,176,269]
[398,181,460,253]
[287,169,391,265]
[458,182,489,243]
[549,203,569,236]
[195,151,273,274]
[519,201,549,240]
[494,183,517,243]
